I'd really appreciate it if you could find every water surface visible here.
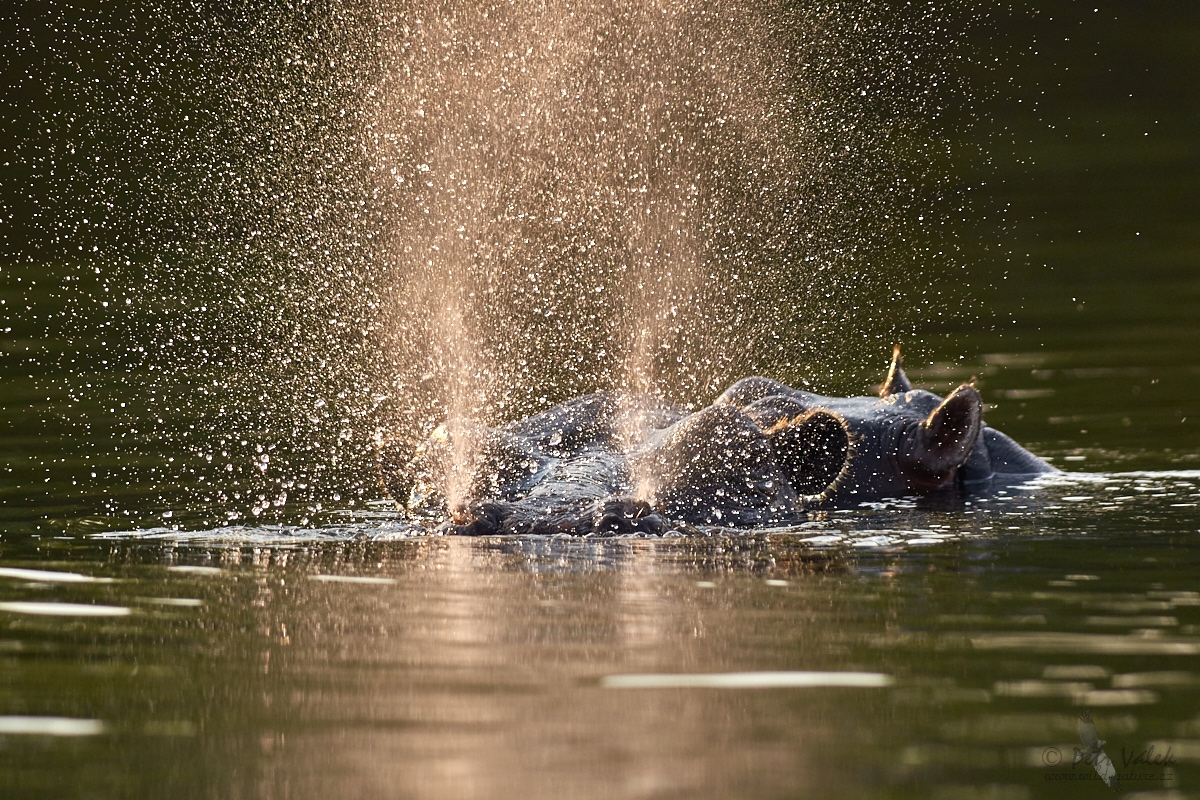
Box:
[3,1,1200,798]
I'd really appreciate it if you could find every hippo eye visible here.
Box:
[767,411,850,496]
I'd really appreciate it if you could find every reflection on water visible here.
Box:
[77,468,1200,549]
[2,2,1199,797]
[0,717,107,737]
[0,601,131,617]
[602,671,895,689]
[2,474,1200,798]
[0,566,114,583]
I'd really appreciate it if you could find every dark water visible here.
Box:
[3,475,1200,799]
[3,1,1200,798]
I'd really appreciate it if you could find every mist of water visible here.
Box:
[6,0,976,525]
[362,0,970,509]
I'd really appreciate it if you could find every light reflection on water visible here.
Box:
[0,717,107,737]
[0,601,132,617]
[79,468,1200,549]
[1,473,1199,797]
[1,0,1197,795]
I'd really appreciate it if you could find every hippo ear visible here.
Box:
[768,410,850,497]
[899,384,983,483]
[878,344,913,397]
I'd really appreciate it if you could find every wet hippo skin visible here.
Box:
[379,347,1055,535]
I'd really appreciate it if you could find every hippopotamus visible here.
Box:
[378,347,1056,535]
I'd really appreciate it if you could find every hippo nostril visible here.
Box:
[440,500,507,536]
[590,497,666,534]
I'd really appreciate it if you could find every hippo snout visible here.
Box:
[442,500,508,536]
[441,496,673,536]
[590,497,668,535]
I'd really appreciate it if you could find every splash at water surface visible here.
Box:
[9,0,975,528]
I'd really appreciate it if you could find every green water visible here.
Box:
[3,1,1200,798]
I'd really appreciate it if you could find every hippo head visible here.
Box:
[378,347,1037,533]
[717,346,986,502]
